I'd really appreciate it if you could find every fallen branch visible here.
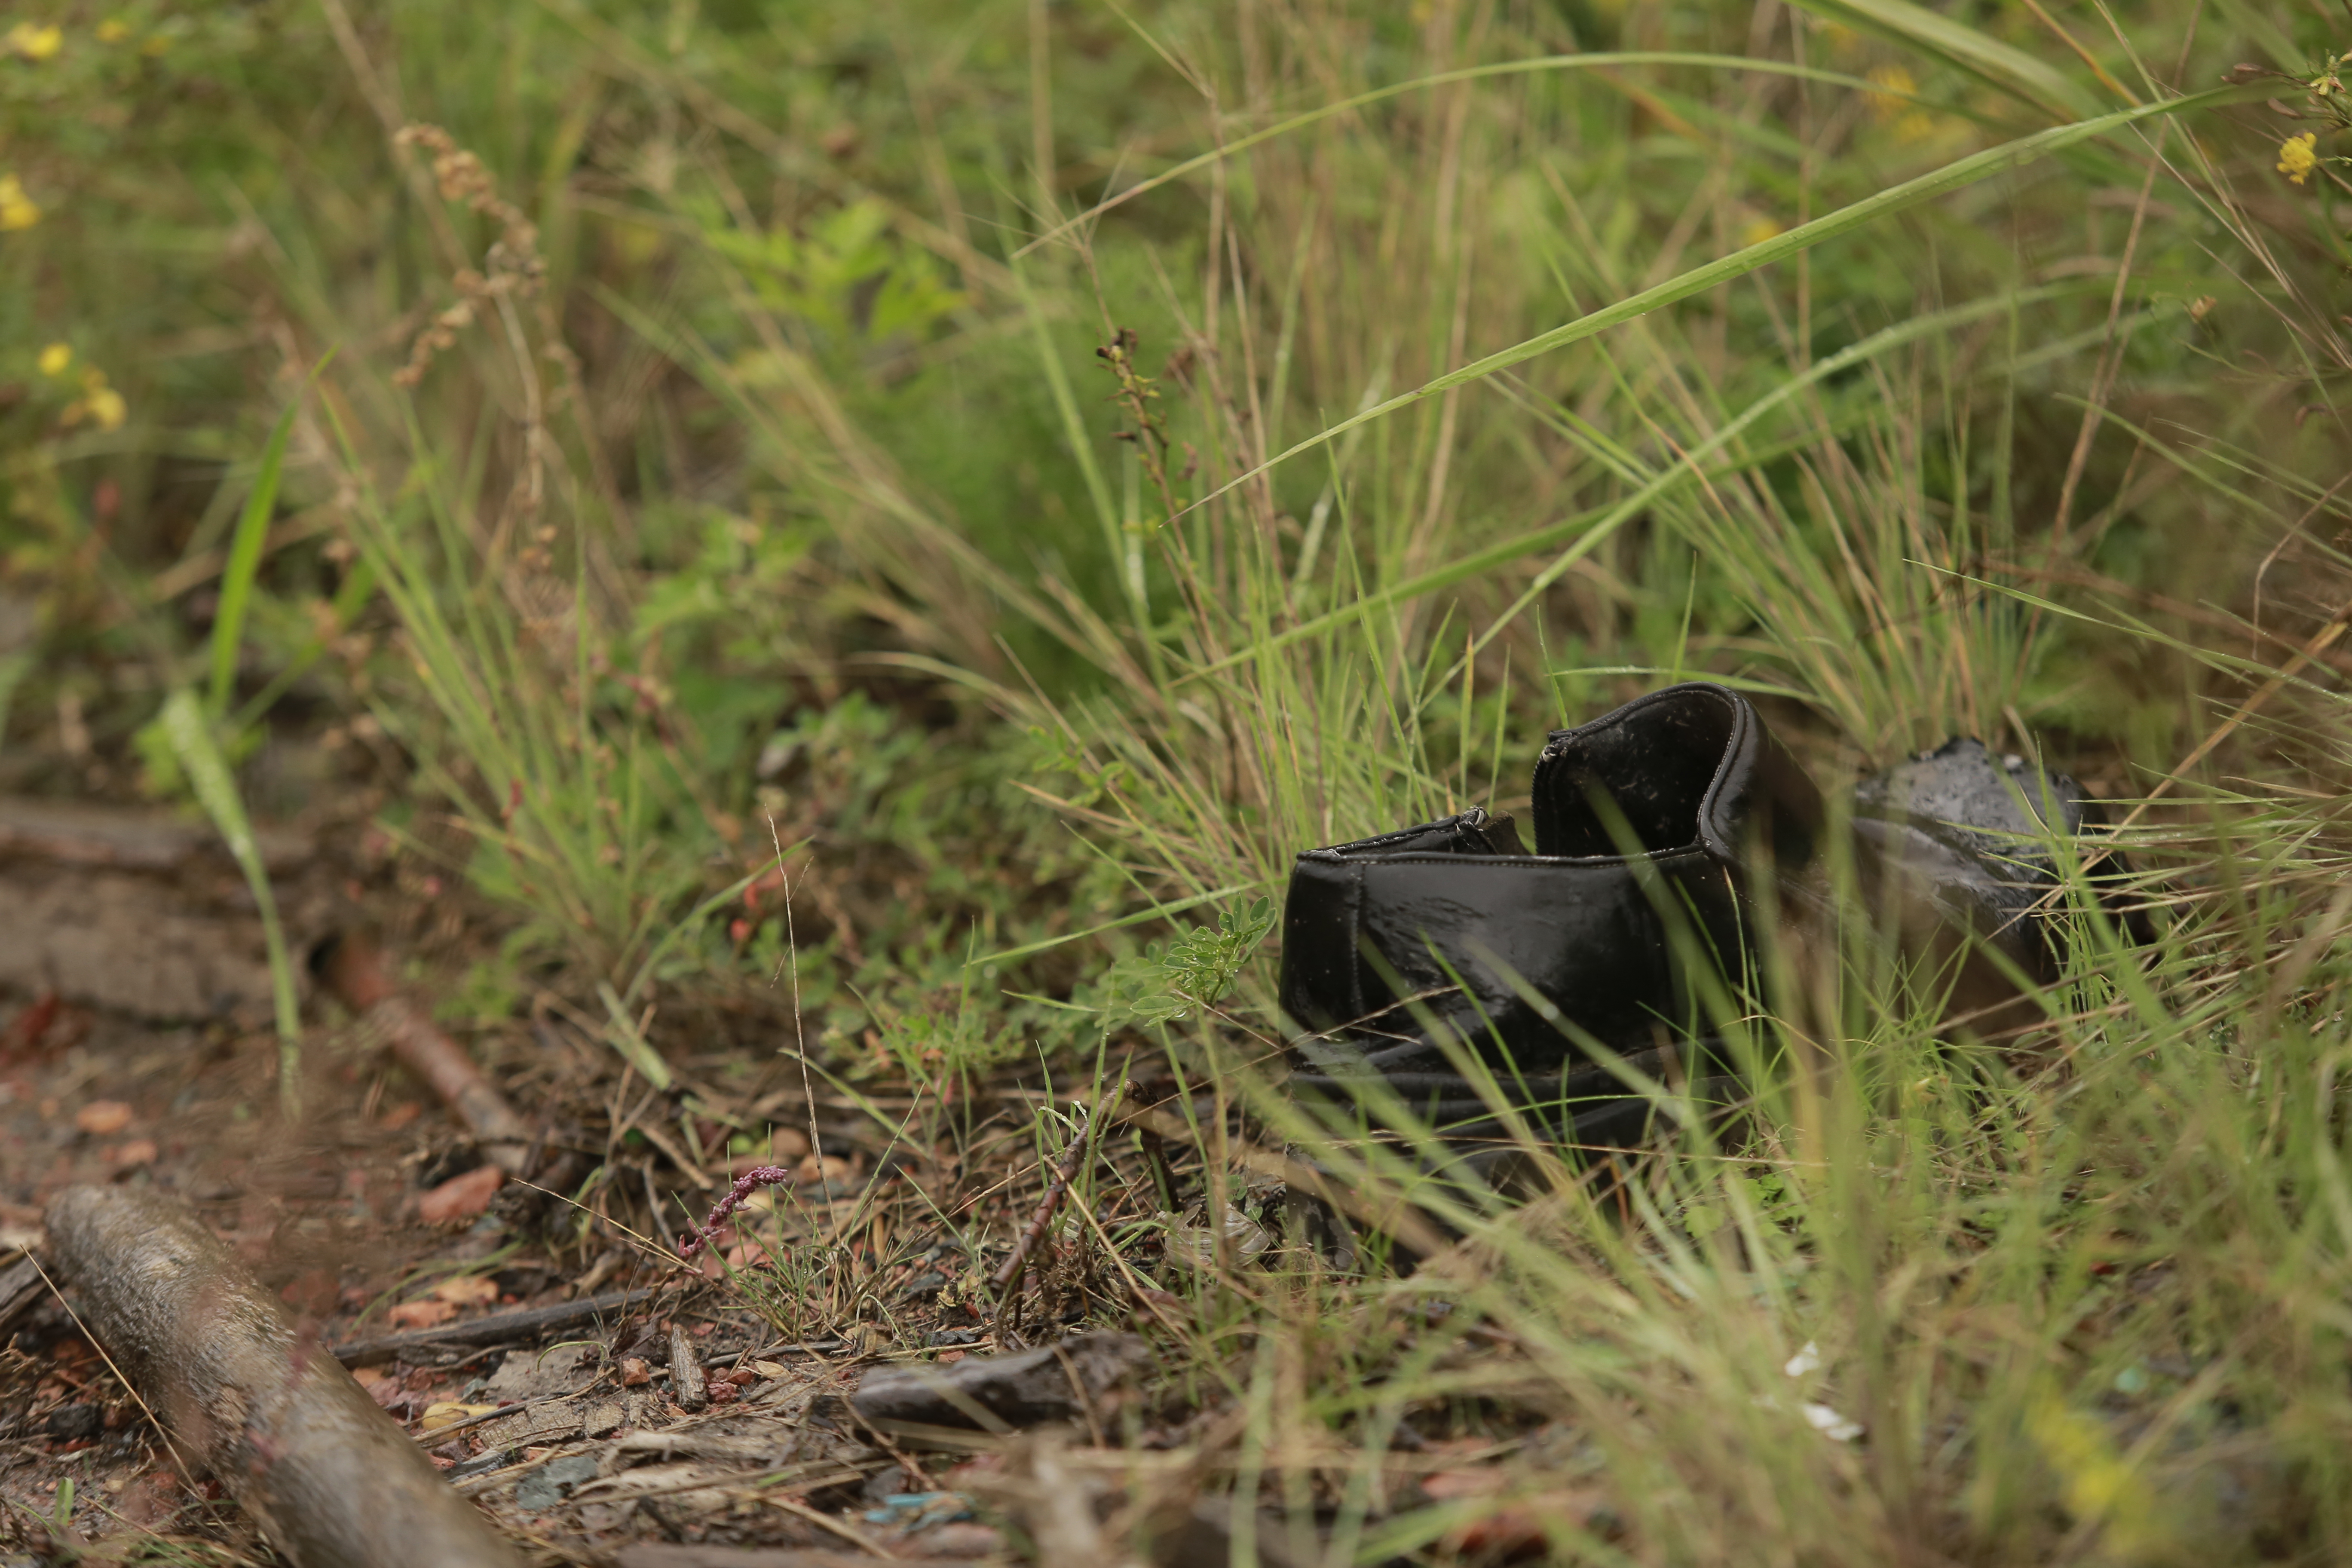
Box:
[44,1184,522,1568]
[0,794,310,871]
[315,932,532,1173]
[668,1322,709,1412]
[992,1112,1100,1300]
[328,1286,662,1367]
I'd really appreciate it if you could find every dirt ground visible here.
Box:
[0,803,1092,1567]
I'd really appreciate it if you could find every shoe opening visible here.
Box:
[1531,685,1739,858]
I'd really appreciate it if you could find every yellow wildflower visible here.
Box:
[95,18,128,43]
[5,22,61,60]
[63,367,126,432]
[2278,132,2318,185]
[37,343,71,377]
[1739,216,1784,248]
[1862,64,1942,143]
[0,174,39,231]
[1866,64,1918,122]
[140,32,166,55]
[2025,1390,2159,1556]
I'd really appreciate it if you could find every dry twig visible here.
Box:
[992,1111,1102,1300]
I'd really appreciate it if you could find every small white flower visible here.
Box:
[1801,1402,1864,1442]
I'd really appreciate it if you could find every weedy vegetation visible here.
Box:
[6,0,2352,1560]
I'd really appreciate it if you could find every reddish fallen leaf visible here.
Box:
[109,1139,159,1167]
[1421,1469,1508,1501]
[117,1471,182,1529]
[5,991,59,1056]
[1438,1490,1611,1561]
[416,1165,502,1225]
[430,1274,499,1307]
[943,1454,1003,1483]
[380,1102,423,1130]
[721,1367,756,1387]
[387,1298,459,1330]
[278,1269,339,1315]
[618,1358,652,1387]
[734,1127,809,1168]
[794,1152,853,1185]
[75,1100,133,1136]
[724,1237,772,1270]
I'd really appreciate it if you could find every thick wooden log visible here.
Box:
[44,1185,523,1568]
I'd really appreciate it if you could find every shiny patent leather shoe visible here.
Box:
[1852,737,2151,1031]
[1278,682,1826,1148]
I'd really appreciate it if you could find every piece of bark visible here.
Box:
[0,796,309,871]
[0,1252,44,1341]
[670,1323,709,1412]
[43,1185,522,1568]
[612,1429,787,1464]
[327,1286,660,1366]
[314,934,531,1172]
[851,1332,1150,1431]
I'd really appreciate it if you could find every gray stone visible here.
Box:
[851,1331,1150,1430]
[513,1452,600,1511]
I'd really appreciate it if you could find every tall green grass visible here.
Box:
[9,0,2352,1557]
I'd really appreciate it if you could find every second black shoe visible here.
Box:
[1277,681,1825,1147]
[1851,736,2153,1032]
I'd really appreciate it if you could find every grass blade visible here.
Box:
[1180,279,2106,681]
[160,688,302,1117]
[1173,83,2260,537]
[1015,53,1903,259]
[207,397,304,718]
[1789,0,2105,118]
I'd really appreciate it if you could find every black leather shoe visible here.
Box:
[1278,682,1825,1147]
[1852,737,2150,1029]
